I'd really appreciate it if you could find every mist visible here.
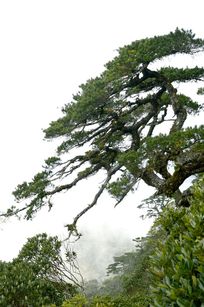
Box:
[0,0,203,289]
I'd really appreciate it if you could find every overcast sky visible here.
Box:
[0,0,203,279]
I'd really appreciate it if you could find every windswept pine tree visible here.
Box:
[5,28,204,237]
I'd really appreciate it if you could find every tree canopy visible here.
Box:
[4,28,204,237]
[0,233,79,306]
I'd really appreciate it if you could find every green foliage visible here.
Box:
[60,293,149,307]
[105,28,204,78]
[17,233,62,276]
[0,234,77,306]
[90,296,115,307]
[44,156,61,168]
[159,66,204,85]
[0,260,73,306]
[111,294,150,307]
[107,171,136,202]
[11,171,50,219]
[150,175,204,305]
[61,294,88,306]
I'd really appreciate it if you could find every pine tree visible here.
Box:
[5,29,204,237]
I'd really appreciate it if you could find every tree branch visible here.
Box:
[65,165,121,239]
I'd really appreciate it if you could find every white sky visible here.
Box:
[0,0,204,279]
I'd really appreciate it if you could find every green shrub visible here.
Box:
[150,176,204,306]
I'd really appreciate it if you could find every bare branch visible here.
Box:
[65,165,121,239]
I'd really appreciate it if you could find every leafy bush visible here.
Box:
[150,176,204,306]
[0,234,77,306]
[61,294,88,306]
[61,293,149,307]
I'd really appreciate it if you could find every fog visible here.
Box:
[0,0,203,280]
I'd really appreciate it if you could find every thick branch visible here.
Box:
[167,85,187,133]
[158,151,204,196]
[141,168,164,189]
